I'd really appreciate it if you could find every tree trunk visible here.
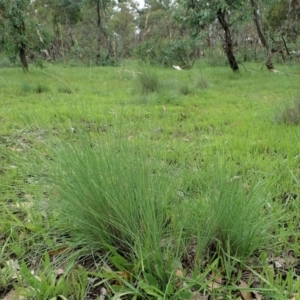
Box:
[281,34,290,57]
[19,43,28,72]
[217,9,239,72]
[249,0,274,70]
[14,20,28,72]
[96,0,101,65]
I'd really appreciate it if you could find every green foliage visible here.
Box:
[266,0,300,43]
[16,254,87,299]
[0,0,29,61]
[179,0,247,32]
[135,38,197,68]
[53,0,83,26]
[0,55,15,67]
[109,3,136,58]
[205,49,229,67]
[0,0,52,70]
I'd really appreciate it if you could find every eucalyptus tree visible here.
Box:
[0,0,53,70]
[0,0,30,71]
[50,0,83,60]
[109,2,136,58]
[134,0,196,67]
[266,0,300,60]
[249,0,275,69]
[84,0,120,64]
[181,0,248,72]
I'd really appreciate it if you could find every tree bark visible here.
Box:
[281,34,290,57]
[217,9,239,72]
[96,0,101,65]
[249,0,274,70]
[17,19,28,72]
[19,44,28,72]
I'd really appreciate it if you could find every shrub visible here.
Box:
[135,37,197,68]
[0,56,15,68]
[205,49,228,67]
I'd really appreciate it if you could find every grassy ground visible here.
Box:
[1,60,300,299]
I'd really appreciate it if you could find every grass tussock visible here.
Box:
[137,68,160,94]
[57,85,73,94]
[35,83,49,94]
[20,83,32,94]
[179,83,193,95]
[202,164,274,259]
[46,133,277,297]
[49,136,179,256]
[275,96,300,125]
[195,76,209,89]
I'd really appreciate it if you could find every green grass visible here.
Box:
[1,60,300,299]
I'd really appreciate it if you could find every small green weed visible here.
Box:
[15,254,86,300]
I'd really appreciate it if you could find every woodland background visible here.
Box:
[0,0,300,72]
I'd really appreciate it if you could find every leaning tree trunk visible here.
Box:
[217,9,239,72]
[249,0,274,70]
[19,44,28,72]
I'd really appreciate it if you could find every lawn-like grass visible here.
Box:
[1,60,300,299]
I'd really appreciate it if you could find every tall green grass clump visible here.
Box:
[45,133,199,297]
[195,76,209,90]
[35,83,49,94]
[179,83,193,95]
[275,96,300,125]
[206,170,275,259]
[137,67,161,94]
[57,85,73,94]
[20,83,32,94]
[195,162,275,260]
[48,134,182,260]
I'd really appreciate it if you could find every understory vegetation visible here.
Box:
[1,60,300,299]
